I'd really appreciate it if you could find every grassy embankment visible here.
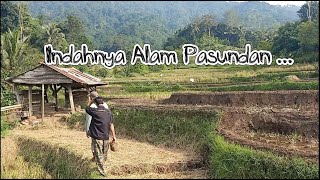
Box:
[100,63,318,100]
[113,107,318,179]
[45,63,318,103]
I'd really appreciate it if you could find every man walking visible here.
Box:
[85,95,116,176]
[85,91,109,137]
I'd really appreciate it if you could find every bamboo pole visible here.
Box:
[42,84,44,121]
[68,85,75,113]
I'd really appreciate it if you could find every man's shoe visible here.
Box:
[98,167,107,177]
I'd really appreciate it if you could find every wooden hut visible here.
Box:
[6,63,107,120]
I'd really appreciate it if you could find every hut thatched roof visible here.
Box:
[6,63,107,89]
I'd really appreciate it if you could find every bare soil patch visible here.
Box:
[217,108,318,160]
[162,90,319,161]
[165,90,319,111]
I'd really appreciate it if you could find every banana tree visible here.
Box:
[43,23,67,51]
[1,29,28,71]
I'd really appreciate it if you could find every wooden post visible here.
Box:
[28,85,32,116]
[42,84,45,121]
[44,85,49,103]
[64,87,68,108]
[56,85,63,111]
[53,85,58,111]
[13,84,21,104]
[68,85,75,113]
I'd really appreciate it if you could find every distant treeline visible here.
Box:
[7,1,302,51]
[164,1,319,65]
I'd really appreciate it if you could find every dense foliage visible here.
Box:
[165,1,319,63]
[24,1,300,50]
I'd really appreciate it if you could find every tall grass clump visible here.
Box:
[208,81,318,92]
[60,112,86,130]
[15,136,95,179]
[1,138,51,179]
[124,82,185,92]
[208,135,319,179]
[113,107,218,157]
[229,71,319,83]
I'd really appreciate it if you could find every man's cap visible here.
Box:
[89,91,99,99]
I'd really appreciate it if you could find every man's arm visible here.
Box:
[85,95,95,114]
[103,102,109,109]
[87,95,94,106]
[85,106,94,116]
[110,123,116,142]
[85,112,92,137]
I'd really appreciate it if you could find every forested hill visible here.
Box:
[21,1,300,50]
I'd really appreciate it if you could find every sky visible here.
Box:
[263,1,306,6]
[235,1,306,7]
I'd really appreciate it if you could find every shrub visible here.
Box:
[96,67,109,78]
[1,117,10,137]
[1,89,16,107]
[1,116,20,137]
[61,112,86,130]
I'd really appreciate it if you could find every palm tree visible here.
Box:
[17,2,31,41]
[43,23,67,51]
[1,29,28,71]
[200,14,216,37]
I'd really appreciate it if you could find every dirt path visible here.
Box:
[10,115,207,179]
